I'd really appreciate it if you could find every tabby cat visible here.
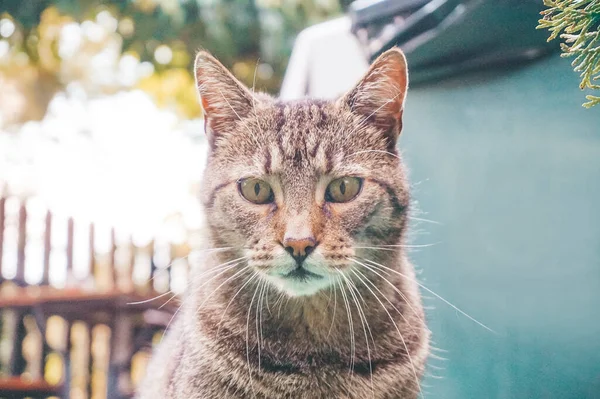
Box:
[137,47,429,399]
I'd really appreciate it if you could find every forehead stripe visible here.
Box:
[264,148,272,174]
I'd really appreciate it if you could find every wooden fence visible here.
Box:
[0,195,188,398]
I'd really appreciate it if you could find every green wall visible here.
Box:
[401,54,600,399]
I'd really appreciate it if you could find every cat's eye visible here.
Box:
[238,178,274,204]
[326,177,362,203]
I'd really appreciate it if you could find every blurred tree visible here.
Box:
[0,0,342,124]
[538,0,600,108]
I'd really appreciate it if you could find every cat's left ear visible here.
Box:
[195,51,256,141]
[341,47,408,141]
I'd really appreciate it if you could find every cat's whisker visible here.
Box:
[196,246,237,253]
[344,272,368,308]
[216,271,259,336]
[165,261,246,316]
[159,257,248,343]
[194,262,253,315]
[350,263,414,330]
[143,254,191,287]
[263,279,273,316]
[348,269,387,353]
[326,278,338,340]
[349,258,425,329]
[353,246,399,252]
[319,287,333,304]
[155,247,235,274]
[161,302,183,344]
[255,280,263,370]
[336,274,355,374]
[338,271,375,397]
[408,216,442,225]
[274,290,286,318]
[349,267,424,399]
[259,280,268,347]
[141,246,239,289]
[360,258,495,333]
[342,273,376,349]
[246,277,262,398]
[158,292,180,310]
[127,290,173,305]
[189,257,250,298]
[191,255,248,284]
[354,242,440,249]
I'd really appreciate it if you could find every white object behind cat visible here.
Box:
[280,17,368,100]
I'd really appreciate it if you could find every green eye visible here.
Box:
[326,177,362,203]
[238,178,274,204]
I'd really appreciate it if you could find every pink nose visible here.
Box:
[283,237,317,262]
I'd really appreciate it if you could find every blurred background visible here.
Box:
[0,0,599,398]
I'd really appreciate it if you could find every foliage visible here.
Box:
[538,0,600,108]
[0,0,342,125]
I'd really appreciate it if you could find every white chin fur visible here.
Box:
[266,275,332,297]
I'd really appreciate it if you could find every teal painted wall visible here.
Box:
[401,55,600,399]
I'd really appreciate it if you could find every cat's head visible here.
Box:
[196,48,410,297]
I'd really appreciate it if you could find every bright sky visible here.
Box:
[0,88,208,286]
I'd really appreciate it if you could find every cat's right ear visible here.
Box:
[195,51,255,142]
[340,47,408,141]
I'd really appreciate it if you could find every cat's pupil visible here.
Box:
[340,181,346,195]
[254,183,261,196]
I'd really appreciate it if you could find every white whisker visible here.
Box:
[194,262,253,315]
[256,279,268,371]
[326,280,338,340]
[246,278,261,398]
[158,292,180,310]
[127,290,173,305]
[349,267,424,399]
[216,271,259,336]
[339,271,375,397]
[146,246,236,283]
[160,261,246,311]
[354,242,440,249]
[408,216,442,225]
[336,274,355,374]
[361,258,495,333]
[353,246,399,252]
[349,258,426,329]
[160,256,248,344]
[275,291,286,319]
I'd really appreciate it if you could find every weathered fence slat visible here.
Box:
[16,202,27,284]
[0,197,5,279]
[42,210,52,286]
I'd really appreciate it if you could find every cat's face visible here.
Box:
[196,49,410,297]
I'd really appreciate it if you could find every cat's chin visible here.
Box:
[265,273,333,297]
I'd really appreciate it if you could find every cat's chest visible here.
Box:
[175,341,410,399]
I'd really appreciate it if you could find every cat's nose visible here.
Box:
[283,237,317,265]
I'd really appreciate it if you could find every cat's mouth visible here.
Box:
[282,267,323,282]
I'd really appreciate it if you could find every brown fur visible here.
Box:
[137,48,429,399]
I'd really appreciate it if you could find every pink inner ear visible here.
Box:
[380,93,404,121]
[201,97,211,116]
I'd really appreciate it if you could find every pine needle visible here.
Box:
[537,0,600,108]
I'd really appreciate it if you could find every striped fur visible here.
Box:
[137,48,429,399]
